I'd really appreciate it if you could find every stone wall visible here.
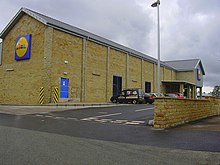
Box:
[0,14,46,104]
[51,29,83,102]
[177,71,195,84]
[86,41,108,102]
[154,97,220,129]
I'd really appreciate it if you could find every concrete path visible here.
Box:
[0,103,119,115]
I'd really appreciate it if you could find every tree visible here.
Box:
[211,85,220,96]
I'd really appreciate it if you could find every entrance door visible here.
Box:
[113,76,122,96]
[145,81,151,93]
[60,78,69,98]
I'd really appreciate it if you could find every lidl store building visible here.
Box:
[0,8,205,104]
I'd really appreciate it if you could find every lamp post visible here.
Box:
[151,0,161,95]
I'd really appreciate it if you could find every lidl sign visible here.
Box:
[15,34,31,60]
[197,68,202,81]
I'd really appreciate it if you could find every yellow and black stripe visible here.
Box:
[53,87,59,103]
[39,87,44,104]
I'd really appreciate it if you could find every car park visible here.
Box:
[110,88,145,104]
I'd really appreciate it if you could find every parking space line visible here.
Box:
[125,122,140,125]
[54,117,65,120]
[135,108,154,112]
[115,120,128,122]
[101,119,112,122]
[81,113,122,121]
[81,117,96,121]
[130,121,146,124]
[45,115,53,118]
[95,112,122,118]
[67,117,78,120]
[36,114,44,117]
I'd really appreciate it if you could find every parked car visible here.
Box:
[150,93,164,98]
[165,92,185,98]
[171,92,185,98]
[110,88,145,104]
[164,93,178,98]
[144,93,154,104]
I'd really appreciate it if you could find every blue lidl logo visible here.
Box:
[15,34,31,60]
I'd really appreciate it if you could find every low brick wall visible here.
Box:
[154,97,220,129]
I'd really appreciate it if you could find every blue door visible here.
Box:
[60,78,69,98]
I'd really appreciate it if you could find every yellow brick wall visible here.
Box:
[128,55,142,88]
[164,67,172,80]
[108,48,126,100]
[0,14,46,104]
[143,60,154,92]
[154,97,220,128]
[51,29,83,101]
[86,40,108,102]
[161,67,173,93]
[177,71,195,84]
[153,65,171,93]
[172,70,177,80]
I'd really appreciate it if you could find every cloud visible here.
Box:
[156,0,220,88]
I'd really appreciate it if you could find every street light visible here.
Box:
[151,0,161,95]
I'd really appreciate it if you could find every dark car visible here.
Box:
[144,93,154,104]
[110,88,145,104]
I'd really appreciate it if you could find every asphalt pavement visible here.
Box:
[0,104,219,164]
[1,125,219,165]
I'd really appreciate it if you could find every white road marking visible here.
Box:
[54,117,65,120]
[34,109,148,126]
[135,108,154,112]
[110,120,122,124]
[67,117,78,120]
[81,118,93,121]
[95,119,106,122]
[45,115,53,118]
[115,120,128,123]
[94,112,122,118]
[130,121,146,124]
[125,122,141,125]
[101,119,112,122]
[81,112,122,121]
[36,114,43,117]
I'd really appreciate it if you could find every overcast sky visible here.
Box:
[1,0,219,93]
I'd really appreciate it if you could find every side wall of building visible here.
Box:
[50,29,83,102]
[177,71,196,84]
[0,14,46,104]
[143,61,155,92]
[85,40,108,102]
[108,48,127,101]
